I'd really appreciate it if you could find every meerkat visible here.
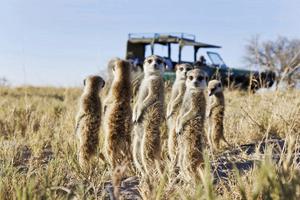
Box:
[132,55,165,175]
[207,80,229,150]
[166,63,193,163]
[175,69,207,180]
[103,59,133,169]
[75,75,105,169]
[102,57,121,97]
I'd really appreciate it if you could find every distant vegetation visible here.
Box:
[244,36,300,89]
[0,77,9,87]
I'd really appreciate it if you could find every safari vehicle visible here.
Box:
[126,33,275,89]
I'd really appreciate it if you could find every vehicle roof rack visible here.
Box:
[128,32,221,48]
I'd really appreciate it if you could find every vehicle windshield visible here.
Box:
[207,51,226,68]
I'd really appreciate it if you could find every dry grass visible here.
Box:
[0,85,299,199]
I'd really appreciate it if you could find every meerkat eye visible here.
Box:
[179,67,184,71]
[156,59,162,65]
[197,76,204,81]
[188,76,193,80]
[147,59,152,64]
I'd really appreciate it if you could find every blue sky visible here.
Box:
[0,0,299,86]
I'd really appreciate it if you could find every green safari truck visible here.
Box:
[125,33,275,89]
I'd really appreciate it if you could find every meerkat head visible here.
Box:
[83,75,105,94]
[107,57,121,77]
[111,59,132,79]
[175,63,193,80]
[186,69,207,90]
[143,55,165,76]
[207,80,223,96]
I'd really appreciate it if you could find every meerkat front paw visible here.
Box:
[103,105,108,115]
[166,110,173,119]
[166,107,172,117]
[206,111,211,118]
[166,114,172,120]
[135,109,142,123]
[132,108,142,123]
[132,106,138,122]
[132,112,137,123]
[175,123,183,135]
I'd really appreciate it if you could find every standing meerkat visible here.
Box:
[103,59,133,169]
[75,75,105,169]
[207,80,229,150]
[132,55,165,175]
[175,69,207,180]
[166,63,193,163]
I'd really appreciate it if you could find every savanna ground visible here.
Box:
[0,85,300,199]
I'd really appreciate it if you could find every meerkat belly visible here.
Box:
[180,117,204,169]
[143,102,163,155]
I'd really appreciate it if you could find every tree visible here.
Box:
[0,77,9,87]
[244,36,300,88]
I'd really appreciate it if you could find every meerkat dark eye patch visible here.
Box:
[156,59,162,65]
[179,67,184,71]
[186,67,192,71]
[197,76,204,81]
[147,59,152,64]
[218,83,222,87]
[188,76,193,80]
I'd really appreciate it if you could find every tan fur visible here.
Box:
[166,63,193,163]
[132,55,165,175]
[103,59,133,169]
[75,75,105,169]
[175,69,207,180]
[207,80,229,150]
